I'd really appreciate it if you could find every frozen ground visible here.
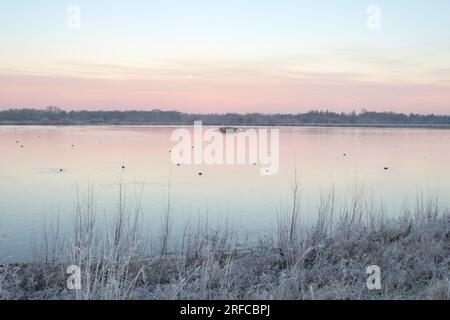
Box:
[1,187,449,300]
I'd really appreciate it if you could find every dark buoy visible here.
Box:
[384,167,389,170]
[343,153,347,156]
[198,172,202,176]
[16,141,19,144]
[122,165,126,169]
[177,163,181,166]
[20,145,24,148]
[60,169,63,172]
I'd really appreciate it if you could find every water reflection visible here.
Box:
[0,125,449,260]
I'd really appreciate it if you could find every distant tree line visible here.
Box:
[0,107,449,126]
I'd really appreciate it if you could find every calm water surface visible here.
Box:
[1,126,450,261]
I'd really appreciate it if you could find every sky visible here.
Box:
[0,0,449,114]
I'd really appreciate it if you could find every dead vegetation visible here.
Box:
[1,183,449,300]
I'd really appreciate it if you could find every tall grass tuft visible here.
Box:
[0,225,6,297]
[69,183,146,300]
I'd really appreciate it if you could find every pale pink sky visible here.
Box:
[1,1,450,114]
[1,70,449,114]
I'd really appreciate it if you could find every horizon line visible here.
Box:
[1,107,449,117]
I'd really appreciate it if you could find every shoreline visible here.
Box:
[1,210,449,300]
[1,122,450,129]
[1,187,449,300]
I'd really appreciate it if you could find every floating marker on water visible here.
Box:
[198,172,203,176]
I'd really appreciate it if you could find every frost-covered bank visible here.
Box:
[1,192,449,300]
